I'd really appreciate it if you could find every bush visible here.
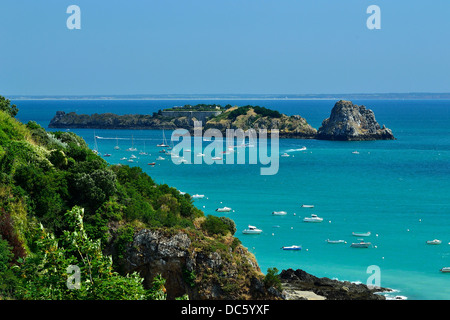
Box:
[263,267,282,291]
[202,215,233,236]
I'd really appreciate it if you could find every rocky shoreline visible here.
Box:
[279,268,390,300]
[48,100,395,141]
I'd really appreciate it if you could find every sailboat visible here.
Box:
[157,129,169,147]
[114,136,120,150]
[92,133,99,155]
[139,140,148,155]
[126,135,137,151]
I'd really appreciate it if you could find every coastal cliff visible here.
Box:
[317,100,395,141]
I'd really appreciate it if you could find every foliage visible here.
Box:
[201,215,234,236]
[0,96,18,118]
[263,267,282,291]
[13,206,148,300]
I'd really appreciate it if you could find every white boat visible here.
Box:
[127,159,134,163]
[156,156,165,160]
[216,207,231,212]
[120,157,127,160]
[242,225,262,234]
[114,137,120,150]
[303,214,323,223]
[350,240,371,248]
[272,211,287,216]
[212,156,223,160]
[301,204,314,208]
[157,129,169,147]
[352,151,360,154]
[130,154,137,159]
[326,239,346,244]
[282,245,301,251]
[426,239,442,245]
[352,232,371,237]
[440,267,450,273]
[281,153,290,157]
[126,135,137,151]
[192,194,205,199]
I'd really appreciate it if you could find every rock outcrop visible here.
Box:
[317,100,395,141]
[116,228,284,300]
[279,268,390,300]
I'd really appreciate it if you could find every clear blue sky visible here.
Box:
[1,0,449,95]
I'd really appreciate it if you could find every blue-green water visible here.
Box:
[14,99,450,300]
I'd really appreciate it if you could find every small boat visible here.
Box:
[282,245,301,251]
[350,240,371,248]
[303,214,323,223]
[440,267,450,273]
[156,156,165,161]
[212,156,223,161]
[352,232,371,237]
[426,239,442,245]
[147,162,156,166]
[127,159,134,163]
[157,129,169,147]
[352,151,360,154]
[130,154,137,159]
[272,211,287,216]
[281,153,290,157]
[103,153,111,157]
[159,149,166,153]
[326,239,346,244]
[120,157,127,160]
[192,194,205,199]
[301,204,314,208]
[216,207,231,212]
[242,225,262,234]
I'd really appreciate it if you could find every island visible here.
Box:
[48,101,395,141]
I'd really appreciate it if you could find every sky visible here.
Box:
[0,0,449,96]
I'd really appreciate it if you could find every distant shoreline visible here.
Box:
[8,92,450,101]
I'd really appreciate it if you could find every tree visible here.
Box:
[0,96,18,117]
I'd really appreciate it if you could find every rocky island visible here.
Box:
[317,100,395,141]
[49,101,394,141]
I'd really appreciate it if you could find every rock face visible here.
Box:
[117,229,283,300]
[317,100,395,141]
[279,269,389,300]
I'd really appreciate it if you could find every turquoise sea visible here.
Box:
[14,99,450,300]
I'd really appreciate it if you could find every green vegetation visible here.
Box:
[0,95,262,300]
[264,267,282,292]
[211,105,282,122]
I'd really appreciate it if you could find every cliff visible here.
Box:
[317,100,395,141]
[115,228,283,300]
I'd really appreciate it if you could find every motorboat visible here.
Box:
[156,156,165,160]
[301,204,314,208]
[147,162,156,166]
[440,267,450,273]
[281,153,290,157]
[130,154,137,159]
[352,151,360,154]
[426,239,442,245]
[216,207,231,212]
[120,157,127,160]
[127,159,134,163]
[350,240,371,248]
[242,225,262,234]
[212,156,223,161]
[192,194,205,199]
[303,214,323,223]
[272,211,287,216]
[326,239,346,244]
[352,232,371,237]
[282,245,301,251]
[103,153,111,157]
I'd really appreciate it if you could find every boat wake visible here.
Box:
[285,147,307,153]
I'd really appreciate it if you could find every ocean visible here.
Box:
[13,98,450,300]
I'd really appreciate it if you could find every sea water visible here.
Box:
[14,98,450,300]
